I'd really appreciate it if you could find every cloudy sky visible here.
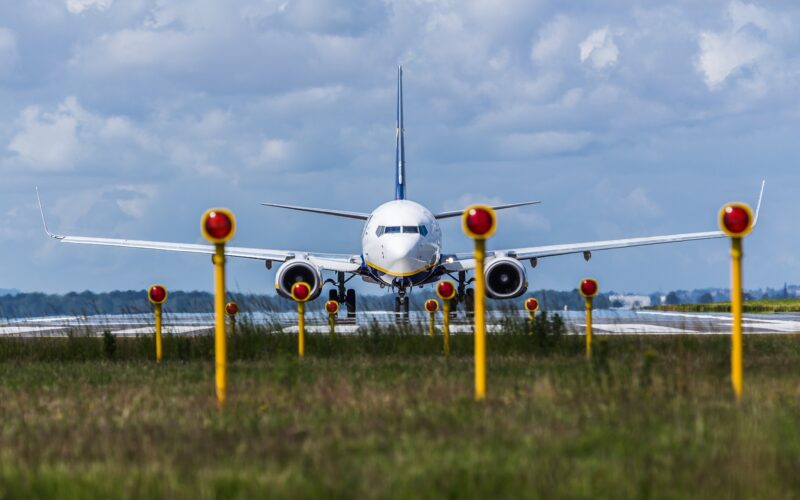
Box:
[1,0,798,295]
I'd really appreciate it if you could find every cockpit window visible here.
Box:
[377,225,426,237]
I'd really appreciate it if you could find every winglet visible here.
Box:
[753,179,765,228]
[35,188,63,240]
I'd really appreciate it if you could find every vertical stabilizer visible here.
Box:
[395,66,406,200]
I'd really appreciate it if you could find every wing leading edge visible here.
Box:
[446,180,765,268]
[37,189,360,273]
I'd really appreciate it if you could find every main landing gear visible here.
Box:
[327,272,357,319]
[453,271,475,318]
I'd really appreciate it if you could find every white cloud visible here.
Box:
[6,97,161,171]
[696,31,767,89]
[579,27,619,69]
[8,103,83,170]
[499,131,594,157]
[695,1,781,90]
[531,15,571,63]
[66,0,113,14]
[251,138,293,169]
[0,27,18,77]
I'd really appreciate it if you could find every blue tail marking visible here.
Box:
[395,66,406,200]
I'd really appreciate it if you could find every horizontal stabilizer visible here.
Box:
[434,200,541,219]
[260,202,370,220]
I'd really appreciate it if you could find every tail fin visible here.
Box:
[395,66,406,200]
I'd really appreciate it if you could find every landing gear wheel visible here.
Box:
[403,296,410,316]
[345,289,357,319]
[329,289,339,302]
[465,288,475,318]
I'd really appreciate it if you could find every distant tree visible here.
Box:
[649,293,662,306]
[698,292,713,304]
[610,299,624,308]
[665,291,681,305]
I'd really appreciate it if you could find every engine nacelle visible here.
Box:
[485,257,527,299]
[274,259,323,300]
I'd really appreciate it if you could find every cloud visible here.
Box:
[66,0,113,14]
[579,27,619,69]
[531,15,572,64]
[5,96,163,172]
[0,27,18,78]
[498,131,595,157]
[695,1,782,90]
[8,102,83,170]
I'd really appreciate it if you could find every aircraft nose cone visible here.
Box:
[383,236,426,274]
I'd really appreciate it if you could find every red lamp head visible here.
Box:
[524,297,539,312]
[436,280,457,300]
[201,208,236,243]
[719,203,754,238]
[291,282,311,302]
[425,299,439,313]
[325,300,340,315]
[225,302,239,316]
[579,278,599,298]
[148,284,168,305]
[462,205,497,240]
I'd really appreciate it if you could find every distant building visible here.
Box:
[609,294,652,310]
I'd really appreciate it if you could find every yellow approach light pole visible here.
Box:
[425,299,439,337]
[524,297,539,336]
[325,300,339,337]
[719,202,754,401]
[291,282,312,358]
[579,279,599,360]
[436,280,457,356]
[147,284,168,362]
[201,208,236,407]
[225,302,239,336]
[462,205,497,401]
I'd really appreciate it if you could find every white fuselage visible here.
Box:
[361,200,442,286]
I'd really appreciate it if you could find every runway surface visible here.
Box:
[2,309,800,337]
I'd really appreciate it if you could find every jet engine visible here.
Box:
[485,257,527,299]
[275,259,323,300]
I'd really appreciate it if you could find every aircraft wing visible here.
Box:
[446,180,764,269]
[37,191,361,273]
[433,201,541,219]
[260,202,369,220]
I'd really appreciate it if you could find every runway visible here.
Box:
[2,309,800,337]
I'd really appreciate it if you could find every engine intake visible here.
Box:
[275,259,323,300]
[485,257,527,299]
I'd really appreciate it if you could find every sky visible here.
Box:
[1,0,798,295]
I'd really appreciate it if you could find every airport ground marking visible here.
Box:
[720,202,753,401]
[524,297,539,336]
[463,205,496,401]
[325,300,339,337]
[291,282,312,357]
[424,299,439,337]
[225,302,239,336]
[437,280,457,356]
[579,279,599,360]
[147,284,168,363]
[201,208,236,407]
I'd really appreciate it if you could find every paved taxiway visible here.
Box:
[2,310,800,337]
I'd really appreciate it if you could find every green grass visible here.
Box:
[651,297,800,313]
[2,323,800,498]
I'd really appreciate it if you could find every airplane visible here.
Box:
[38,67,765,319]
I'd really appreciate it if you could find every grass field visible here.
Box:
[2,319,800,499]
[651,297,800,313]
